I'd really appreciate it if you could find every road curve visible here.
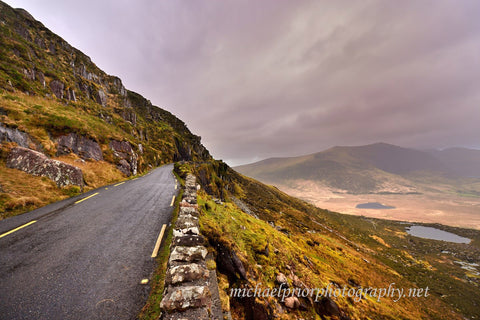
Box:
[0,164,178,320]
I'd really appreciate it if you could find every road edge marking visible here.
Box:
[170,195,175,207]
[0,220,37,239]
[75,192,99,204]
[114,182,125,187]
[151,224,167,258]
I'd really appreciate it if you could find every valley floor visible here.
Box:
[275,182,480,230]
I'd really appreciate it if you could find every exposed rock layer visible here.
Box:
[57,133,103,161]
[7,147,83,188]
[0,123,33,148]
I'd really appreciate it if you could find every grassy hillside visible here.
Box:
[0,1,210,218]
[176,161,480,319]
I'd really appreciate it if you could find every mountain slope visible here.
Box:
[235,143,443,194]
[235,143,480,230]
[428,147,480,178]
[176,161,480,320]
[0,1,210,217]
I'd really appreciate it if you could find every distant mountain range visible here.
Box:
[235,143,480,194]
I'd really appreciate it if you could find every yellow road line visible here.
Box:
[0,220,37,239]
[151,224,167,258]
[114,182,125,187]
[132,178,138,181]
[75,192,99,204]
[170,195,175,207]
[140,279,149,284]
[174,184,177,190]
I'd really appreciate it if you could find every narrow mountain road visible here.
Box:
[0,164,178,320]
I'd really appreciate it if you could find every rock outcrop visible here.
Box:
[109,140,137,176]
[214,241,248,283]
[49,79,64,99]
[7,147,83,188]
[0,0,212,173]
[0,123,32,148]
[95,89,107,106]
[56,133,103,161]
[160,174,222,320]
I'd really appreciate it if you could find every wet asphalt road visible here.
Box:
[0,164,177,320]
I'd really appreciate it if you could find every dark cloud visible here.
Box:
[6,0,480,165]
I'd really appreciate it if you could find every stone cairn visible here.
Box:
[160,174,213,319]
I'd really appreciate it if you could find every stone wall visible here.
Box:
[160,174,222,320]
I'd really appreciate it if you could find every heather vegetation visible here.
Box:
[1,2,479,319]
[175,161,480,319]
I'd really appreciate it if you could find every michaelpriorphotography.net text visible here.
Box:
[230,282,430,303]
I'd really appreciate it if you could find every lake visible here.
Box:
[406,225,471,244]
[356,202,395,209]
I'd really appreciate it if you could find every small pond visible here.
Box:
[356,202,395,209]
[406,225,471,244]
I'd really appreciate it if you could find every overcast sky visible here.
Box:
[4,0,480,165]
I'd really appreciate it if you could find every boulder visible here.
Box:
[56,133,103,161]
[49,79,64,99]
[284,296,300,309]
[95,89,107,106]
[160,285,211,312]
[7,147,83,188]
[276,273,288,286]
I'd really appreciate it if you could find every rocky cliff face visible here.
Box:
[56,133,103,161]
[0,1,211,217]
[0,123,33,148]
[109,139,137,176]
[0,1,211,195]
